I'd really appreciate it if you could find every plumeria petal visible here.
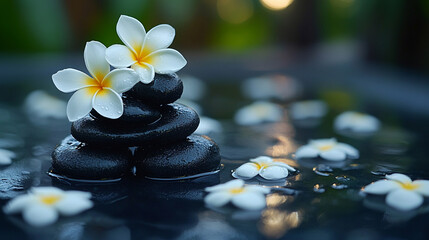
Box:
[31,187,64,195]
[271,162,296,172]
[92,89,123,119]
[67,87,98,122]
[84,41,110,80]
[117,15,146,54]
[56,194,93,216]
[259,165,289,180]
[131,63,155,84]
[204,191,232,208]
[364,180,401,195]
[205,179,244,192]
[144,24,175,52]
[310,138,337,147]
[234,163,259,179]
[146,49,187,74]
[295,146,319,159]
[231,191,266,210]
[102,68,139,93]
[23,203,59,227]
[250,156,273,164]
[386,173,412,184]
[245,185,271,194]
[335,143,359,159]
[105,44,137,68]
[386,189,423,211]
[413,180,429,197]
[0,149,15,165]
[319,149,347,161]
[3,195,34,214]
[52,69,97,93]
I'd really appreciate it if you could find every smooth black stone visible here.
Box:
[90,95,161,124]
[51,135,132,180]
[127,73,183,105]
[71,104,199,147]
[134,134,221,178]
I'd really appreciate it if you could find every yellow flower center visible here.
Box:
[400,182,419,190]
[255,162,269,170]
[39,195,62,205]
[318,145,334,151]
[132,47,153,66]
[229,187,246,194]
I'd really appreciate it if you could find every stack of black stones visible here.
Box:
[52,73,221,180]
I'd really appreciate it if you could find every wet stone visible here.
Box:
[127,73,183,106]
[134,134,221,178]
[71,104,199,147]
[51,135,132,180]
[90,95,161,124]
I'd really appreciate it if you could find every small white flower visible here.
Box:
[295,138,359,161]
[52,41,139,122]
[205,179,270,210]
[24,90,67,119]
[106,15,187,84]
[233,156,296,180]
[234,101,283,126]
[289,100,327,120]
[195,117,223,135]
[334,111,380,133]
[241,75,301,101]
[181,75,206,101]
[3,187,93,227]
[363,173,429,211]
[0,149,15,165]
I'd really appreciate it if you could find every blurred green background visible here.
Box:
[0,0,428,72]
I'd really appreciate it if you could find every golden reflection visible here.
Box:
[259,209,302,238]
[217,0,254,24]
[265,135,298,157]
[260,0,294,11]
[266,193,293,207]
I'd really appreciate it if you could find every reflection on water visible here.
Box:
[259,209,301,239]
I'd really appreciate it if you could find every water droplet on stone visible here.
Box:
[335,175,350,182]
[313,164,333,176]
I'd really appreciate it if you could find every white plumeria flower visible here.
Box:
[0,148,15,165]
[24,90,67,119]
[334,111,380,133]
[234,101,283,126]
[233,156,296,180]
[52,41,139,122]
[195,117,223,135]
[205,179,270,210]
[295,138,359,161]
[289,100,327,120]
[105,15,187,84]
[363,173,429,211]
[3,187,93,227]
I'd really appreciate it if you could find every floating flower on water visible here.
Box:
[241,75,301,101]
[106,15,187,84]
[295,138,359,161]
[233,156,296,180]
[195,117,223,135]
[52,41,139,122]
[3,187,93,227]
[181,75,207,101]
[363,173,429,211]
[205,179,270,210]
[24,90,67,119]
[234,101,283,126]
[0,149,15,165]
[289,100,327,120]
[334,111,380,133]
